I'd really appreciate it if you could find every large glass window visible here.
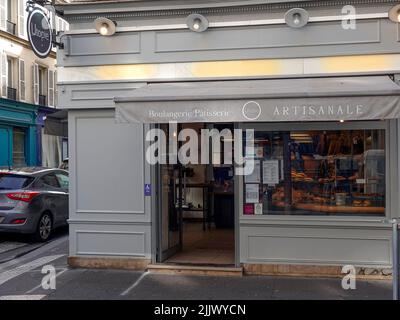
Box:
[243,128,385,217]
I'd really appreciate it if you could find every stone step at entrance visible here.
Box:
[147,263,243,277]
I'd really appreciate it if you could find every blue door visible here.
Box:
[0,127,12,168]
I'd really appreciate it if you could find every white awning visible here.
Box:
[115,76,400,123]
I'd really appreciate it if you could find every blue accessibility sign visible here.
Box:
[144,184,151,196]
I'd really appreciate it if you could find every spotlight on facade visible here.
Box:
[186,14,209,32]
[389,4,400,23]
[284,8,309,28]
[94,17,117,36]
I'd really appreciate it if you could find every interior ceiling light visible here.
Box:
[389,4,400,23]
[186,14,209,32]
[94,17,117,36]
[284,8,309,28]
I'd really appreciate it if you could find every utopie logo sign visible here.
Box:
[28,8,52,59]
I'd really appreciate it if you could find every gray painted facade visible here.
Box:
[58,0,400,269]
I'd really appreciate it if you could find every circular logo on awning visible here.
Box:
[27,8,52,59]
[242,101,261,121]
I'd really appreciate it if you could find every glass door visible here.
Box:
[157,124,183,262]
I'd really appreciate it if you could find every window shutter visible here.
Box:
[48,69,54,107]
[55,16,59,33]
[1,52,7,98]
[54,70,58,106]
[18,0,27,39]
[32,63,39,104]
[0,0,6,31]
[18,59,25,101]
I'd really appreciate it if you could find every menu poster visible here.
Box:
[244,204,254,215]
[244,160,261,183]
[245,184,259,203]
[263,160,280,185]
[254,203,263,215]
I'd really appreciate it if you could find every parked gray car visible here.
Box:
[0,167,69,241]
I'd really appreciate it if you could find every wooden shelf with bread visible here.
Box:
[271,153,385,215]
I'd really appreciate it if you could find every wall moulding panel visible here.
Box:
[58,0,397,21]
[69,223,152,258]
[58,18,399,67]
[239,225,392,266]
[68,32,141,57]
[153,20,381,53]
[59,82,146,110]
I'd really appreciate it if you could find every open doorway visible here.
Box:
[156,123,235,266]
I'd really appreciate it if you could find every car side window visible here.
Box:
[41,174,60,188]
[56,173,69,190]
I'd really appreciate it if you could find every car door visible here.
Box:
[55,172,69,223]
[39,173,65,227]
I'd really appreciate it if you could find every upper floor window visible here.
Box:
[6,0,16,35]
[6,56,17,100]
[0,53,25,102]
[32,63,55,107]
[38,66,47,106]
[0,0,28,38]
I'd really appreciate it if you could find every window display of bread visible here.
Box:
[353,199,373,207]
[251,129,385,217]
[296,203,384,214]
[291,170,314,182]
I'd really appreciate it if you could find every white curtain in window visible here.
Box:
[41,129,62,168]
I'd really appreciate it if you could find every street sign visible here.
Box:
[144,184,151,196]
[27,7,53,59]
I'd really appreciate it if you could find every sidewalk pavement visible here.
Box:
[0,239,393,300]
[4,265,390,300]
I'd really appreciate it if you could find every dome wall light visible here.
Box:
[389,4,400,23]
[285,8,309,28]
[186,14,209,32]
[94,17,117,36]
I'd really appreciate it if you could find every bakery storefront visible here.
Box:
[113,75,400,275]
[58,0,400,276]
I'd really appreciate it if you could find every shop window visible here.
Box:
[12,127,26,168]
[243,129,385,217]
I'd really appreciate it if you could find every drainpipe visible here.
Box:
[392,219,399,300]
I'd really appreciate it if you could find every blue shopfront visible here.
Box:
[0,98,38,168]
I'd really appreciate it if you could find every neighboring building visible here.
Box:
[0,0,68,168]
[57,0,400,277]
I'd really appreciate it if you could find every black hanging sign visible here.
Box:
[27,7,53,59]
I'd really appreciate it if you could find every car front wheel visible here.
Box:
[35,213,53,242]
